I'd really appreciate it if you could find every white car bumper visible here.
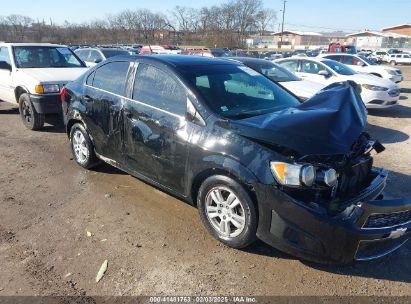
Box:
[362,88,401,109]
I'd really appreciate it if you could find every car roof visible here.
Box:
[0,42,67,47]
[106,54,239,67]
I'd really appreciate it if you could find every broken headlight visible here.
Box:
[270,162,316,187]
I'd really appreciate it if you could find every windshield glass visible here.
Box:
[13,46,85,68]
[322,60,355,76]
[101,49,130,58]
[358,55,375,65]
[179,64,300,119]
[253,63,300,82]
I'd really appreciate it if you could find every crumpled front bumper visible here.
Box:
[255,168,411,264]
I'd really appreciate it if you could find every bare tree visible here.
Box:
[256,8,277,35]
[6,14,33,41]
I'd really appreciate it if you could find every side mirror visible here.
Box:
[0,61,12,71]
[93,58,102,64]
[318,70,330,77]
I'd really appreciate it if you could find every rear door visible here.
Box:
[83,60,131,161]
[0,46,15,103]
[123,62,190,193]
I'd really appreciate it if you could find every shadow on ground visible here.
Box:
[366,123,409,143]
[0,107,19,115]
[368,104,411,119]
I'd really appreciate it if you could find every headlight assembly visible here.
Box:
[362,84,388,91]
[270,162,315,187]
[35,84,60,94]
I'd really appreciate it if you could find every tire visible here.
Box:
[197,175,258,249]
[18,93,45,130]
[390,61,396,66]
[69,123,99,169]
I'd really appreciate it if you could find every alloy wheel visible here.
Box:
[72,130,89,164]
[205,186,246,238]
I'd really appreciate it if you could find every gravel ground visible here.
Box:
[0,66,410,297]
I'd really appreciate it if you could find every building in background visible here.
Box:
[382,24,411,37]
[346,30,410,49]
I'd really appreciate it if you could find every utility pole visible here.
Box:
[279,0,287,48]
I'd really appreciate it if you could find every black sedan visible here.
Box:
[61,55,411,264]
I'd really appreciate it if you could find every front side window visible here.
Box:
[92,61,130,96]
[13,46,85,68]
[257,63,300,82]
[341,56,359,65]
[89,50,103,61]
[75,50,90,61]
[133,63,187,115]
[322,59,355,76]
[0,47,11,65]
[179,64,300,119]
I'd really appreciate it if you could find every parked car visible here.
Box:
[387,53,411,66]
[139,45,181,55]
[373,50,390,62]
[182,48,226,58]
[62,55,410,264]
[0,43,88,129]
[318,53,403,83]
[275,57,401,109]
[225,57,325,100]
[74,47,130,67]
[262,51,283,60]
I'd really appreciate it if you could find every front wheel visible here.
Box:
[197,175,257,248]
[69,123,99,169]
[390,61,397,66]
[18,93,45,130]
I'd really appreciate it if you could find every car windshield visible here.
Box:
[101,49,130,58]
[254,63,300,82]
[322,60,355,76]
[179,64,300,119]
[358,55,376,65]
[13,46,85,68]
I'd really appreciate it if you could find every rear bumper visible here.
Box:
[30,94,62,114]
[255,168,411,264]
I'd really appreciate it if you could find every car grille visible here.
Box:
[364,210,411,228]
[337,158,373,197]
[388,89,400,97]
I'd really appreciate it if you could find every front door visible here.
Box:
[0,47,15,103]
[123,62,190,193]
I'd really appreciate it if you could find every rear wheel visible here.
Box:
[197,175,257,248]
[70,123,99,169]
[18,93,45,130]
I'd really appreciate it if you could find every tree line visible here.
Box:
[0,0,276,48]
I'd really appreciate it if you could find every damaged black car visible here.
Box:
[61,55,411,264]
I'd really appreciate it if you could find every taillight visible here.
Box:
[60,86,66,103]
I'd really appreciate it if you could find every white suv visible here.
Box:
[318,53,403,83]
[0,43,88,130]
[387,53,411,66]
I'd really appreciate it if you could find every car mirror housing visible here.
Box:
[94,58,102,64]
[0,61,12,71]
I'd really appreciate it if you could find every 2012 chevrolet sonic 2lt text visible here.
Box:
[61,55,411,264]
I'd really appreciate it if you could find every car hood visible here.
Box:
[17,67,88,84]
[230,82,367,156]
[280,80,326,98]
[348,73,398,88]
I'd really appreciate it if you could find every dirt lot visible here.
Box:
[0,66,411,297]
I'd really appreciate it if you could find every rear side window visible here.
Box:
[325,55,342,62]
[279,60,299,72]
[133,63,187,115]
[91,61,130,96]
